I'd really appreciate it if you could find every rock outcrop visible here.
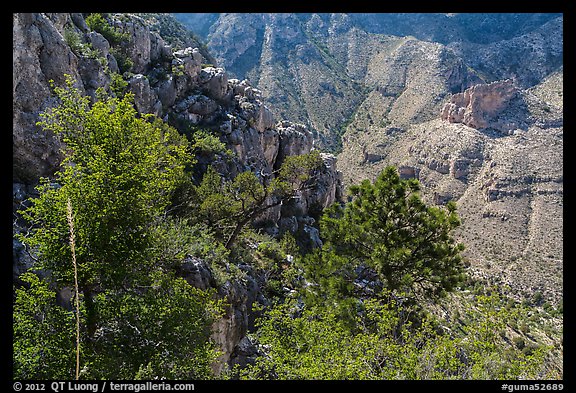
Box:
[441,79,519,133]
[337,74,563,305]
[13,13,82,183]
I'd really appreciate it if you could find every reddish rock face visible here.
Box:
[441,79,518,130]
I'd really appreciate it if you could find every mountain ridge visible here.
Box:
[12,12,563,377]
[175,12,563,303]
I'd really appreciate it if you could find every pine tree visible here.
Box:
[191,150,324,249]
[303,166,466,310]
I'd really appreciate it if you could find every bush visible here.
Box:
[110,47,133,74]
[109,72,128,97]
[513,336,526,350]
[64,28,100,59]
[15,77,221,379]
[85,13,129,46]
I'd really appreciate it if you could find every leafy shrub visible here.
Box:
[240,292,550,380]
[109,72,128,97]
[64,27,100,59]
[110,47,133,74]
[15,76,220,379]
[85,13,129,46]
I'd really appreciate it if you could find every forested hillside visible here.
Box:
[12,13,563,381]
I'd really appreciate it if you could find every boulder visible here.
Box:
[155,75,176,107]
[398,165,419,179]
[199,66,230,101]
[87,31,110,58]
[127,74,162,116]
[180,256,215,290]
[275,121,314,168]
[173,47,203,81]
[186,94,219,116]
[149,31,172,63]
[113,15,151,74]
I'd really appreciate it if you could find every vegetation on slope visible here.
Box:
[13,13,562,378]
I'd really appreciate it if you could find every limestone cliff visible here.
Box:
[338,74,563,303]
[13,12,341,217]
[441,79,519,133]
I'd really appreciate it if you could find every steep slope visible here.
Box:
[447,16,563,88]
[173,13,219,40]
[331,16,563,303]
[338,76,563,303]
[347,13,561,45]
[176,13,562,150]
[12,12,342,370]
[178,13,369,151]
[175,12,562,304]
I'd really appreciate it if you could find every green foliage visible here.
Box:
[240,291,550,380]
[81,272,221,379]
[171,63,185,77]
[189,150,324,249]
[13,273,77,379]
[11,61,556,380]
[151,217,229,271]
[21,76,191,289]
[303,166,466,316]
[190,129,231,157]
[251,233,300,297]
[85,13,129,46]
[15,76,219,379]
[64,28,100,59]
[276,150,324,192]
[299,248,358,321]
[240,299,383,379]
[109,72,128,97]
[110,47,134,74]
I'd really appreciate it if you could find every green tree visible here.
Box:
[83,272,221,379]
[192,150,324,249]
[304,166,466,312]
[240,292,549,380]
[13,273,77,379]
[21,76,191,291]
[15,76,219,379]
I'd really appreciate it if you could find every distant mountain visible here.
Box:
[173,13,219,40]
[174,13,562,149]
[175,13,563,302]
[178,13,369,151]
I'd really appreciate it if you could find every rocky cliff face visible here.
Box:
[176,13,368,151]
[13,13,81,183]
[441,79,519,133]
[13,12,340,211]
[181,11,562,305]
[338,71,563,303]
[12,12,342,370]
[176,13,562,151]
